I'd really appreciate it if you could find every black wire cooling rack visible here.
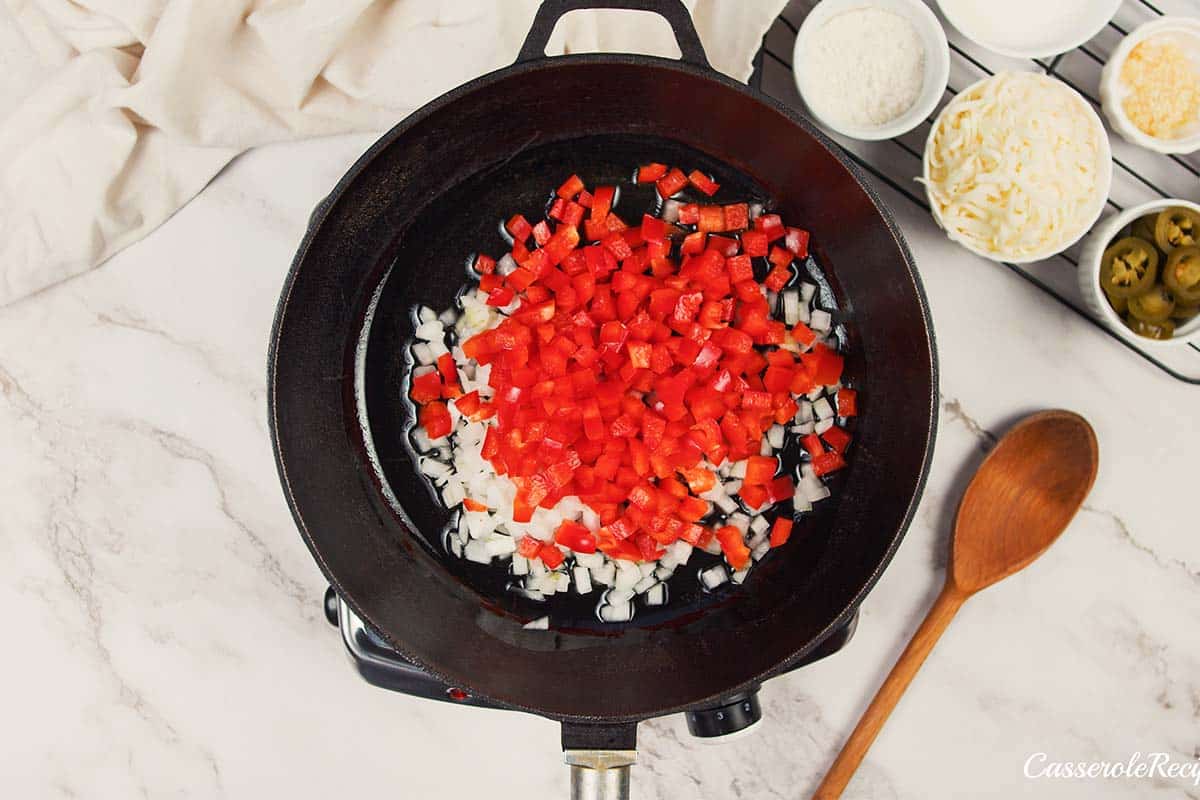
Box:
[751,0,1200,384]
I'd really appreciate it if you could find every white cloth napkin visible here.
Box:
[0,0,785,306]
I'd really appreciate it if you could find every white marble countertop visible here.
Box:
[4,23,1200,800]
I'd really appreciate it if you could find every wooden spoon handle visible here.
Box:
[812,585,968,800]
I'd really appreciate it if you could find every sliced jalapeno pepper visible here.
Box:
[1131,215,1158,245]
[1154,207,1200,252]
[1100,237,1159,297]
[1126,316,1176,340]
[1128,285,1176,323]
[1164,245,1200,304]
[1171,302,1199,322]
[1105,291,1129,314]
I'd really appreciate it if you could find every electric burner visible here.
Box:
[322,587,857,738]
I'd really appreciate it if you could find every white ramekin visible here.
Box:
[1077,199,1200,349]
[935,0,1121,59]
[923,73,1113,265]
[1099,17,1200,155]
[792,0,950,142]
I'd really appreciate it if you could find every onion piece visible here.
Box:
[813,397,834,420]
[810,309,832,333]
[414,320,444,341]
[523,616,549,630]
[750,515,770,534]
[633,575,658,594]
[644,583,667,606]
[782,290,801,325]
[418,306,437,323]
[767,424,786,449]
[700,565,729,589]
[600,601,633,623]
[573,566,594,594]
[815,417,835,435]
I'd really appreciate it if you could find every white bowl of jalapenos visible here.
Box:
[1079,199,1200,347]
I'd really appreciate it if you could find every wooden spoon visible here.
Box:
[812,410,1099,800]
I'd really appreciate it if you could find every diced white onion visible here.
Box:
[751,540,771,561]
[746,529,768,550]
[591,563,616,586]
[638,562,656,578]
[759,438,773,456]
[420,458,452,480]
[750,515,770,534]
[485,535,516,557]
[815,417,835,435]
[813,397,834,420]
[418,306,437,323]
[600,601,633,623]
[634,575,658,594]
[723,479,742,496]
[730,460,748,479]
[441,481,465,508]
[715,494,738,514]
[729,513,750,534]
[644,583,667,606]
[512,554,529,576]
[412,342,435,365]
[496,253,517,276]
[767,424,786,449]
[810,309,832,333]
[574,551,604,569]
[782,290,801,325]
[414,320,444,341]
[654,565,674,580]
[792,490,813,513]
[523,616,549,630]
[606,588,635,605]
[801,478,832,503]
[464,540,491,564]
[731,567,750,584]
[800,283,817,303]
[701,565,729,589]
[614,566,641,591]
[662,199,682,223]
[573,566,593,594]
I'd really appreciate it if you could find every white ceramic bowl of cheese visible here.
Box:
[922,72,1113,264]
[792,0,950,141]
[936,0,1121,59]
[1099,17,1200,155]
[1078,200,1200,349]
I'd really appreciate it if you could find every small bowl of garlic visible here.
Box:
[1100,16,1200,155]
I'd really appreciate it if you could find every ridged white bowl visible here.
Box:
[1077,199,1200,350]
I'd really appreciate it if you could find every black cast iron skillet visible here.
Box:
[268,1,937,796]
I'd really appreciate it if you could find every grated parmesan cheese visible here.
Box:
[1119,35,1200,140]
[922,72,1109,261]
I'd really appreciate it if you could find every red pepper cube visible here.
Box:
[410,370,442,404]
[591,185,615,222]
[656,167,688,198]
[637,163,669,183]
[557,173,585,199]
[506,214,533,242]
[539,543,566,569]
[716,525,751,570]
[738,483,769,511]
[697,205,725,233]
[801,433,823,458]
[687,169,721,196]
[785,227,810,258]
[822,425,852,453]
[764,263,792,292]
[679,203,700,225]
[767,475,794,503]
[812,451,846,476]
[641,213,667,243]
[474,253,496,275]
[532,220,552,246]
[602,233,634,261]
[563,201,585,228]
[837,388,858,417]
[755,213,785,241]
[742,455,777,486]
[722,203,749,232]
[792,322,817,348]
[769,517,793,547]
[677,496,710,522]
[547,198,567,222]
[418,401,452,439]
[740,229,769,257]
[486,286,514,307]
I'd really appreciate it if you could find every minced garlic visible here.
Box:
[1120,37,1200,139]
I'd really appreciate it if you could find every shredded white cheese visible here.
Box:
[922,72,1109,261]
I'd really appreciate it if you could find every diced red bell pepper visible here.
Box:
[784,227,810,257]
[716,525,751,570]
[641,214,667,243]
[557,174,585,199]
[555,520,597,553]
[738,483,769,510]
[474,253,496,274]
[822,425,852,453]
[769,517,793,547]
[687,170,720,196]
[722,203,749,231]
[410,370,442,404]
[539,543,566,568]
[767,475,794,503]
[838,388,858,417]
[741,229,768,257]
[656,167,688,198]
[812,451,846,476]
[637,163,668,183]
[800,433,823,457]
[486,286,514,307]
[418,401,452,439]
[517,535,543,558]
[743,455,777,486]
[506,214,533,242]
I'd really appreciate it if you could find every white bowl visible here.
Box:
[935,0,1120,59]
[792,0,950,141]
[1077,199,1200,349]
[1099,17,1200,155]
[923,73,1113,264]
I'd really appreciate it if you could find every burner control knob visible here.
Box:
[685,690,762,738]
[323,587,340,627]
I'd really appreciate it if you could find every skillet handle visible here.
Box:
[565,751,635,800]
[516,0,711,69]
